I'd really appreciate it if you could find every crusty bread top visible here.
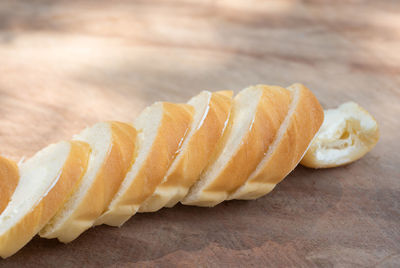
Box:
[0,157,19,215]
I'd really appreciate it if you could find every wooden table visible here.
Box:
[1,0,399,267]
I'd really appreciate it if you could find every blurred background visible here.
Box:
[1,1,400,267]
[0,0,399,159]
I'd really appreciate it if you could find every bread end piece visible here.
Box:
[300,101,379,168]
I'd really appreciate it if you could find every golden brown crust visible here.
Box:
[100,103,193,226]
[126,103,193,204]
[49,122,138,243]
[103,122,138,207]
[183,86,291,206]
[0,141,90,258]
[215,90,234,98]
[0,157,19,215]
[230,83,324,200]
[140,91,233,211]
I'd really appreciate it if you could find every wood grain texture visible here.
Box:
[0,0,399,266]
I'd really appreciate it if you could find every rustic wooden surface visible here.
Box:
[0,0,399,267]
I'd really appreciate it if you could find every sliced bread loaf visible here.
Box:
[229,83,324,200]
[0,140,90,258]
[139,91,233,212]
[0,157,19,215]
[182,85,291,207]
[39,121,137,243]
[96,102,193,226]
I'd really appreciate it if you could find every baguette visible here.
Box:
[0,157,19,215]
[0,141,90,258]
[0,83,376,258]
[139,91,233,212]
[182,85,291,206]
[40,121,137,242]
[229,83,324,200]
[95,102,193,226]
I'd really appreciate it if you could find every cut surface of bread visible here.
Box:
[0,157,19,215]
[96,102,193,226]
[0,140,90,258]
[40,121,137,243]
[301,101,379,168]
[229,83,324,200]
[139,91,233,212]
[182,85,291,207]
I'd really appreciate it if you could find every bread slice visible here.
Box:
[300,101,379,168]
[139,91,233,212]
[229,83,324,200]
[0,140,90,258]
[39,121,137,243]
[182,85,291,207]
[0,157,19,215]
[96,102,193,226]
